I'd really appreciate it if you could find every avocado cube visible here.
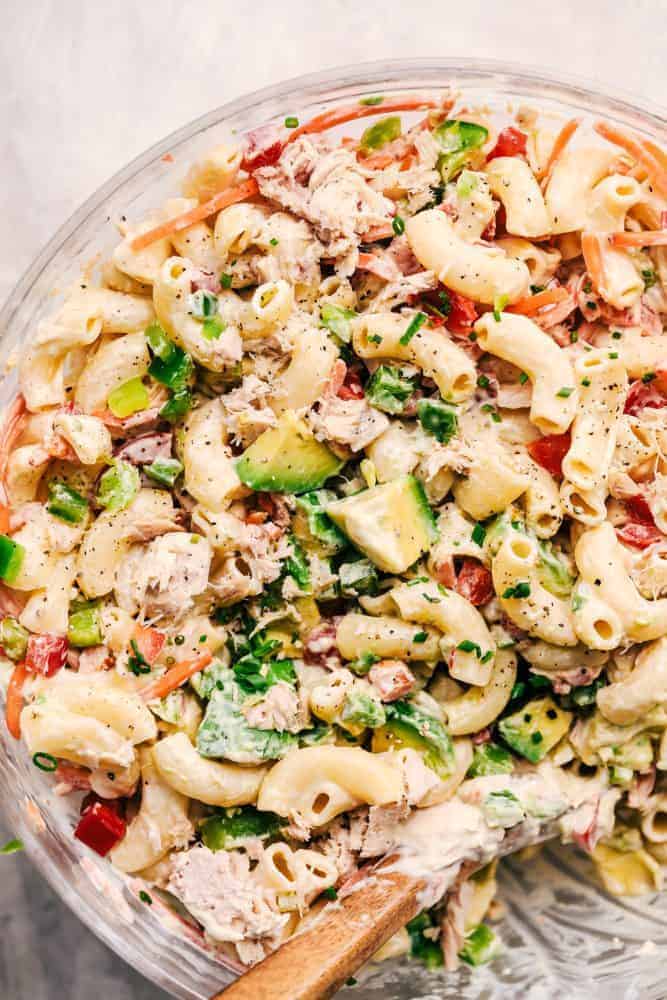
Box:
[236,411,343,493]
[325,475,438,574]
[497,696,572,763]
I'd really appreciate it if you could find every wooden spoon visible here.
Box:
[213,816,564,1000]
[213,866,423,1000]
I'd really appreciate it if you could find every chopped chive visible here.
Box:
[323,886,338,900]
[0,838,23,855]
[269,237,279,246]
[611,330,622,339]
[413,631,429,644]
[642,372,657,383]
[519,372,529,384]
[569,329,579,343]
[284,116,299,128]
[608,352,619,359]
[502,581,531,599]
[139,890,153,905]
[368,334,383,344]
[581,377,591,387]
[32,752,58,772]
[220,273,233,289]
[477,374,490,389]
[359,95,384,106]
[399,312,427,346]
[493,294,509,322]
[392,215,405,236]
[556,386,574,398]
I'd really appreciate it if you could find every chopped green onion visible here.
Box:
[611,330,622,339]
[284,116,299,129]
[519,372,529,384]
[202,315,227,341]
[502,581,531,599]
[107,377,150,419]
[323,886,338,900]
[413,631,429,644]
[642,371,657,383]
[0,618,28,661]
[359,95,384,106]
[642,268,657,289]
[47,481,89,524]
[220,273,233,289]
[269,237,279,246]
[608,351,619,359]
[320,303,357,343]
[493,293,509,321]
[392,215,405,236]
[581,377,591,387]
[399,312,427,346]
[0,535,24,585]
[0,838,23,855]
[359,115,402,151]
[417,398,458,443]
[97,460,140,513]
[139,890,153,905]
[128,638,151,676]
[32,752,58,772]
[368,334,383,344]
[556,386,574,398]
[477,374,490,388]
[68,605,102,648]
[144,456,184,488]
[569,329,579,343]
[189,289,219,318]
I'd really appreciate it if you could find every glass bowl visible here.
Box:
[1,58,666,1000]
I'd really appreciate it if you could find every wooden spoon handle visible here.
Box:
[212,870,422,1000]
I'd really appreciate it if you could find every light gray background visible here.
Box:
[0,0,665,996]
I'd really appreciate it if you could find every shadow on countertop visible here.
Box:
[0,820,165,999]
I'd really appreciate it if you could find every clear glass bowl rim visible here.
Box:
[1,56,666,1000]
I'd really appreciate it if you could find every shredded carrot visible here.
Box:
[286,96,440,143]
[141,653,212,702]
[507,286,571,316]
[581,232,607,292]
[0,504,10,535]
[538,118,581,186]
[361,151,398,170]
[6,662,28,739]
[611,229,667,248]
[129,179,259,252]
[594,122,667,198]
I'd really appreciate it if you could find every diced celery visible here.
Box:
[143,457,184,488]
[97,460,140,513]
[107,377,150,419]
[0,617,29,661]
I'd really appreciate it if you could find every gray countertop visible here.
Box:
[1,0,665,996]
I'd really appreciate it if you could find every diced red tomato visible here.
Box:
[240,127,283,172]
[74,799,126,857]
[132,625,165,665]
[625,494,655,524]
[616,522,664,549]
[527,432,571,478]
[624,379,667,416]
[337,367,365,400]
[456,558,494,606]
[486,126,528,161]
[25,634,68,677]
[444,289,478,335]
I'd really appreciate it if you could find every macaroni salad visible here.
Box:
[3,90,667,972]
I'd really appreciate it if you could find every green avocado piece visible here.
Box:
[294,490,348,554]
[467,741,514,777]
[236,411,344,493]
[498,696,572,763]
[325,475,438,573]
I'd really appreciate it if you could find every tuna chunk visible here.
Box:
[222,376,277,447]
[255,136,394,263]
[168,845,287,955]
[242,681,308,733]
[310,395,389,452]
[115,532,212,618]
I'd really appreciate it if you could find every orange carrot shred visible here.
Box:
[129,179,259,252]
[594,122,667,198]
[6,662,28,739]
[507,287,571,316]
[581,232,607,292]
[538,118,581,186]
[140,653,213,702]
[611,229,667,248]
[361,223,395,243]
[285,96,440,144]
